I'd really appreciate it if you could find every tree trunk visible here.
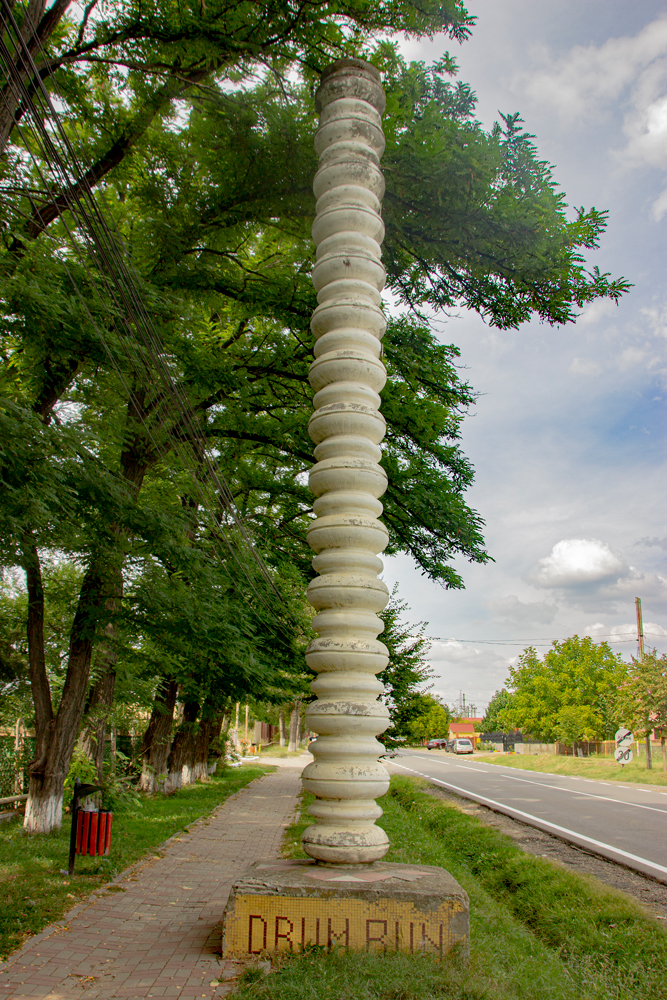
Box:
[662,736,666,774]
[78,586,121,783]
[192,722,209,783]
[645,733,652,770]
[196,710,224,779]
[192,711,223,782]
[138,678,179,793]
[279,710,285,747]
[23,386,149,831]
[24,553,108,832]
[0,0,47,153]
[167,701,199,790]
[22,542,54,831]
[288,701,301,753]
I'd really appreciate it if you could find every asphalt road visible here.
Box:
[390,749,667,884]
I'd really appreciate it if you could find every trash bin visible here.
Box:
[76,809,113,856]
[68,778,113,873]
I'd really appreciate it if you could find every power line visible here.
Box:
[433,631,666,647]
[0,3,305,648]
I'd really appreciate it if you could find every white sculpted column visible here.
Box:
[302,59,391,864]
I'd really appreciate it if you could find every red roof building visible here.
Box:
[449,720,483,744]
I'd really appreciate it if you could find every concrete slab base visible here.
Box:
[222,860,469,959]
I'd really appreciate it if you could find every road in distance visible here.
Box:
[390,749,667,884]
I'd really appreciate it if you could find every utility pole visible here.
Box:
[635,597,652,770]
[635,596,645,662]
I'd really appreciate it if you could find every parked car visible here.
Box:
[450,738,474,755]
[444,738,456,752]
[426,738,448,750]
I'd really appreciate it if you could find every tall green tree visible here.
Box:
[554,705,603,756]
[408,697,451,743]
[499,637,628,742]
[479,688,512,733]
[616,652,667,770]
[377,587,434,737]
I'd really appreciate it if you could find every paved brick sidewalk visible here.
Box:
[0,761,306,1000]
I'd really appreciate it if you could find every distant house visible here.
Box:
[449,719,483,744]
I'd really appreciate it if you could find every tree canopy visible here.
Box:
[377,587,435,738]
[498,637,628,742]
[617,652,667,742]
[479,688,512,733]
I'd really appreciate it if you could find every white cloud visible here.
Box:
[616,346,648,369]
[645,622,667,642]
[576,299,617,327]
[427,640,512,711]
[570,357,603,376]
[595,568,667,607]
[586,621,667,645]
[623,79,667,171]
[513,16,667,219]
[585,621,636,645]
[651,187,667,221]
[532,538,624,587]
[515,17,667,122]
[641,304,667,340]
[636,536,667,551]
[489,595,557,625]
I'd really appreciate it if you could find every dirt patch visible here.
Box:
[423,783,667,922]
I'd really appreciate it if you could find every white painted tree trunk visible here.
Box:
[288,703,300,753]
[24,778,64,833]
[279,710,286,747]
[192,761,207,782]
[301,59,390,864]
[138,764,160,794]
[165,768,182,793]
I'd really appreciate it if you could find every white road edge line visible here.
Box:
[390,760,667,883]
[406,753,667,796]
[403,755,667,815]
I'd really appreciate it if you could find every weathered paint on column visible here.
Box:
[301,59,390,864]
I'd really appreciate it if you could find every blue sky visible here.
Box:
[382,1,667,713]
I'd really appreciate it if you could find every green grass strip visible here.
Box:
[475,752,667,786]
[0,764,271,960]
[237,774,666,1000]
[385,777,666,999]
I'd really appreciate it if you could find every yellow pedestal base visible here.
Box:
[222,861,469,959]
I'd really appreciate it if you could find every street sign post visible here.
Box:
[615,728,633,767]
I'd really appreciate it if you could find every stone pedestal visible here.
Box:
[222,861,469,959]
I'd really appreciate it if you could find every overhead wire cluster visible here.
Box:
[0,0,303,644]
[436,631,665,649]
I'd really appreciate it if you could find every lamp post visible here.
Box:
[301,59,390,864]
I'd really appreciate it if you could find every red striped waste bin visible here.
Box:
[76,809,113,856]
